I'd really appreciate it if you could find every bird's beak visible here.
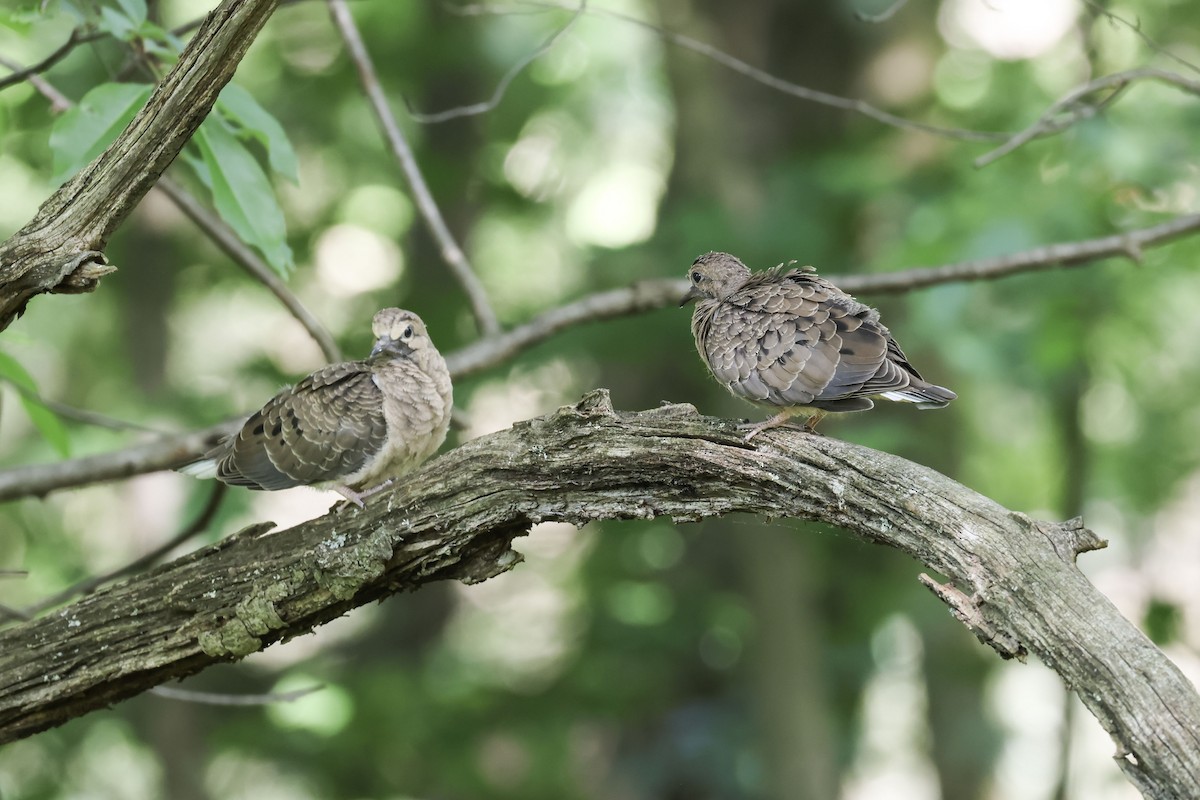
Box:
[679,284,703,307]
[371,336,412,357]
[370,336,392,357]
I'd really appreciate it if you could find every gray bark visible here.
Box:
[0,391,1196,797]
[0,0,279,329]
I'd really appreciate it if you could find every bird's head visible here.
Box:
[680,252,752,306]
[370,308,430,357]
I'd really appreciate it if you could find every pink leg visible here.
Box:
[332,485,366,509]
[738,408,823,442]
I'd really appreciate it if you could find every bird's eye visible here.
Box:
[402,324,414,339]
[690,271,702,283]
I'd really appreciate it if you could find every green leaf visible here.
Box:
[49,82,152,185]
[0,352,70,456]
[216,84,300,183]
[97,5,137,39]
[194,119,295,276]
[115,0,147,25]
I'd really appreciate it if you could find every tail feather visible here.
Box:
[880,382,956,409]
[178,458,219,479]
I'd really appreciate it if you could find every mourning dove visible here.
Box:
[681,252,955,439]
[181,308,452,506]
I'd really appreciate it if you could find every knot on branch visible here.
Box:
[570,388,617,418]
[919,574,1026,661]
[1026,515,1106,563]
[55,251,115,294]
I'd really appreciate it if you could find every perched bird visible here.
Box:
[681,252,955,439]
[180,308,452,507]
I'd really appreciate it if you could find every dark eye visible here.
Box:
[690,271,702,283]
[402,325,414,339]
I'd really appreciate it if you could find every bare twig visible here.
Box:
[407,0,586,123]
[0,376,169,434]
[1083,0,1200,77]
[0,54,72,112]
[854,0,908,24]
[445,278,685,378]
[150,683,323,705]
[454,0,1009,143]
[327,0,501,336]
[0,571,28,578]
[17,483,227,619]
[974,68,1200,167]
[0,419,240,503]
[836,212,1200,294]
[1,212,1198,502]
[155,176,343,363]
[0,29,86,92]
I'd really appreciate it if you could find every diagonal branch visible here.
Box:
[0,0,281,331]
[974,68,1200,168]
[155,176,343,363]
[327,0,501,336]
[406,0,586,123]
[0,392,1195,797]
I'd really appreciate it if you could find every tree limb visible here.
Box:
[0,0,281,331]
[327,0,501,336]
[0,391,1196,797]
[1,210,1198,503]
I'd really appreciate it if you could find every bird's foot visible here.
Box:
[332,485,367,510]
[331,479,396,511]
[737,410,824,442]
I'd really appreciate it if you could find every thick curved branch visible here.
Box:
[0,0,280,330]
[0,391,1195,797]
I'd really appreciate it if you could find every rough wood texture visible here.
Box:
[0,391,1196,797]
[0,0,280,329]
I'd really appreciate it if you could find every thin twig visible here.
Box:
[0,570,28,577]
[854,0,908,24]
[150,683,324,706]
[834,213,1200,294]
[156,176,343,363]
[0,29,85,92]
[407,0,586,123]
[453,0,1009,143]
[975,68,1200,167]
[327,0,502,336]
[1082,0,1200,77]
[0,376,170,434]
[18,483,227,618]
[0,55,71,112]
[445,278,685,378]
[1,212,1198,502]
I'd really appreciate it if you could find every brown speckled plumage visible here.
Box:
[181,308,452,505]
[682,252,955,437]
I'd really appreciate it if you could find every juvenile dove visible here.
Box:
[682,252,955,439]
[180,308,452,506]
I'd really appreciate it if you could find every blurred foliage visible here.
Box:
[2,1,1199,799]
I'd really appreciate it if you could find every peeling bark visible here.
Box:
[0,0,279,329]
[0,391,1196,797]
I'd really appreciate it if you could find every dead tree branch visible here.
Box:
[0,0,281,330]
[0,391,1196,797]
[327,0,501,336]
